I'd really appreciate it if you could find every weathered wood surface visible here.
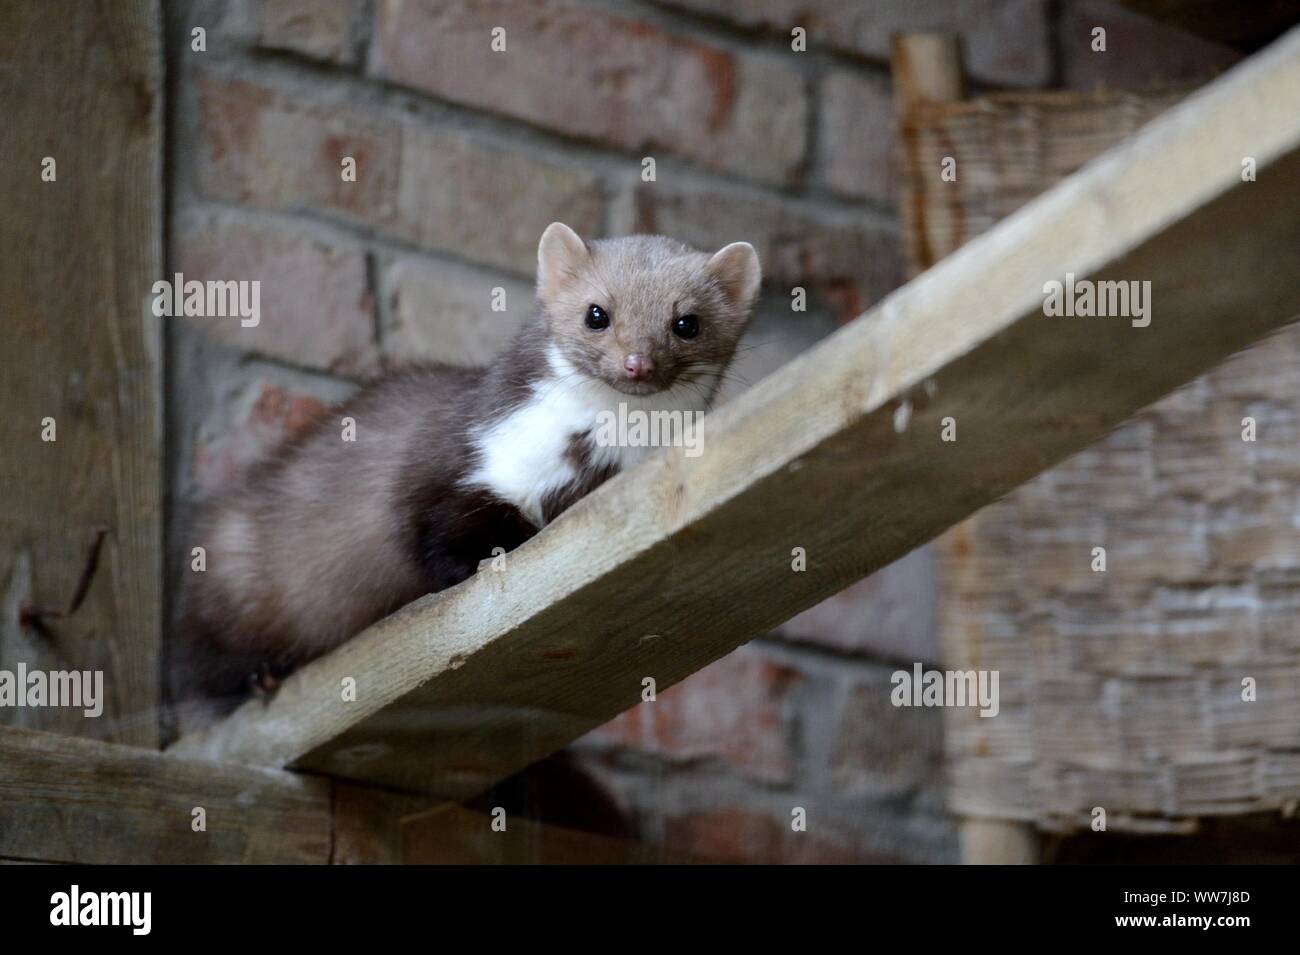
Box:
[0,726,330,864]
[398,804,698,864]
[174,29,1300,799]
[330,787,692,864]
[0,1,163,745]
[330,783,436,864]
[251,779,694,864]
[1116,0,1300,51]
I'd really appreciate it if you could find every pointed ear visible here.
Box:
[707,241,761,309]
[537,222,590,298]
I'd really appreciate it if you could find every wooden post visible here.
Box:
[891,33,964,113]
[0,1,163,746]
[891,33,967,275]
[959,818,1040,865]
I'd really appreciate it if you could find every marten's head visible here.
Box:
[536,222,761,397]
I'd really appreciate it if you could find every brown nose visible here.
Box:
[623,353,655,381]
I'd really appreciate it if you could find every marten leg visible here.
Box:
[248,660,293,699]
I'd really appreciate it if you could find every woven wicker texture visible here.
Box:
[897,87,1300,833]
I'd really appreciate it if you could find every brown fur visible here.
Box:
[176,225,760,708]
[538,227,760,397]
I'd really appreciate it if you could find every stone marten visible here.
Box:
[177,222,761,709]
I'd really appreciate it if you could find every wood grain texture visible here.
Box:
[173,30,1300,799]
[330,789,699,864]
[330,783,439,864]
[398,804,699,864]
[0,726,329,864]
[0,1,163,745]
[890,33,964,113]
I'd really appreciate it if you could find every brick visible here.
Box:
[176,212,378,375]
[382,255,533,366]
[584,645,801,783]
[831,672,945,798]
[1063,0,1241,91]
[373,0,807,185]
[661,808,867,864]
[192,381,330,495]
[393,123,604,275]
[194,72,603,275]
[195,72,400,223]
[776,546,937,660]
[818,69,895,204]
[620,180,903,323]
[655,0,1052,87]
[240,0,360,64]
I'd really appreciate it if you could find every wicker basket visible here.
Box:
[895,78,1300,834]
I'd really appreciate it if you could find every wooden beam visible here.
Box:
[330,783,438,865]
[398,804,700,864]
[891,33,967,275]
[0,0,163,745]
[330,788,695,863]
[1115,0,1300,52]
[173,30,1300,799]
[0,726,329,864]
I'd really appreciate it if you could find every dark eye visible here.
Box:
[585,304,610,330]
[672,314,699,339]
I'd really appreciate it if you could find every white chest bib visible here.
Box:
[464,344,712,526]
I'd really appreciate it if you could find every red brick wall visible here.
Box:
[164,0,1240,863]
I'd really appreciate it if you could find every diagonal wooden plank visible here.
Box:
[173,29,1300,798]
